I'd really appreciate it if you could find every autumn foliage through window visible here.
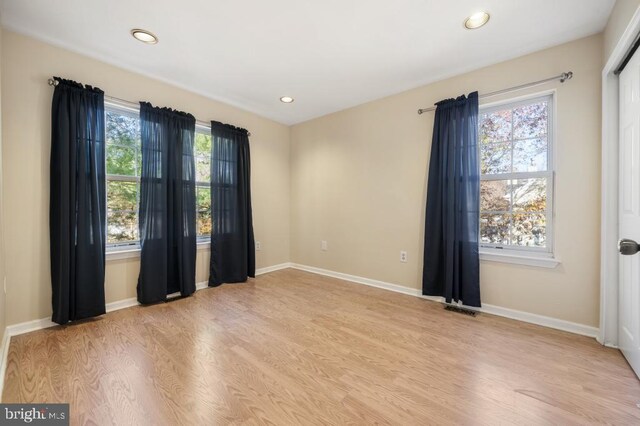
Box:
[479,95,553,252]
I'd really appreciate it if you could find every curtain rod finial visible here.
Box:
[48,78,59,86]
[560,71,573,83]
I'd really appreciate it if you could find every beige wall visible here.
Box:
[604,0,640,62]
[0,26,6,340]
[0,29,608,328]
[291,35,603,327]
[1,30,291,326]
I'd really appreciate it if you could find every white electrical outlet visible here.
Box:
[256,241,261,251]
[321,240,328,251]
[400,251,408,263]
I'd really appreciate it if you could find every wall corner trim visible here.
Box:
[289,263,599,339]
[599,5,640,347]
[255,263,294,275]
[0,331,11,401]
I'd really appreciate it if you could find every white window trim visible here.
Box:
[194,128,213,239]
[107,240,211,261]
[106,246,141,261]
[479,248,560,268]
[105,103,142,250]
[478,91,559,267]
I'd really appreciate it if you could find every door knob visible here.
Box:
[619,239,640,255]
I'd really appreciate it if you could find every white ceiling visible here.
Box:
[0,0,615,125]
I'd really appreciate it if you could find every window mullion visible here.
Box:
[481,171,549,181]
[107,174,140,183]
[508,108,515,247]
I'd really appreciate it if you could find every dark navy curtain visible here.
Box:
[49,77,106,324]
[422,92,481,307]
[209,121,255,286]
[137,102,197,304]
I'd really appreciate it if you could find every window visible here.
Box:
[479,94,553,255]
[105,105,213,250]
[195,130,212,238]
[106,106,141,248]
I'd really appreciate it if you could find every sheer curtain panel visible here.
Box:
[138,102,197,303]
[422,92,481,307]
[50,77,106,324]
[209,121,255,286]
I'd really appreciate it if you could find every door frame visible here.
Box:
[600,7,640,347]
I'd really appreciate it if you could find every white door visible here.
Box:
[619,47,640,377]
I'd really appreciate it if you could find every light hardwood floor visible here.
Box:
[3,268,640,425]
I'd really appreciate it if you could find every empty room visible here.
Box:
[0,0,639,424]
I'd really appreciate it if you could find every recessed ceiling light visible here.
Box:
[280,96,294,103]
[131,29,158,44]
[464,11,490,29]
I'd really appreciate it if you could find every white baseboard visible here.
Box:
[105,297,138,313]
[256,262,293,275]
[0,262,293,400]
[4,317,57,337]
[476,302,598,338]
[2,263,599,340]
[291,263,421,297]
[0,329,11,400]
[0,260,599,399]
[289,263,599,339]
[4,262,291,339]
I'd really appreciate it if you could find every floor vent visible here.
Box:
[444,305,477,317]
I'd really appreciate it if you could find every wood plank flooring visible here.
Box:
[3,268,640,425]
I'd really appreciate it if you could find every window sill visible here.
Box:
[106,247,140,261]
[197,240,211,250]
[106,240,211,261]
[479,250,560,269]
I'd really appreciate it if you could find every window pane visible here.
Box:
[107,181,138,212]
[107,211,139,243]
[511,213,546,247]
[480,109,512,143]
[513,138,547,172]
[481,142,511,174]
[196,186,211,236]
[196,186,211,211]
[195,133,212,157]
[197,211,212,237]
[512,178,546,212]
[480,214,510,245]
[513,102,547,139]
[106,145,137,176]
[478,97,552,252]
[106,109,141,246]
[481,180,510,211]
[196,156,211,183]
[106,111,141,148]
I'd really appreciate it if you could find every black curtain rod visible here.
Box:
[47,78,251,136]
[417,71,573,114]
